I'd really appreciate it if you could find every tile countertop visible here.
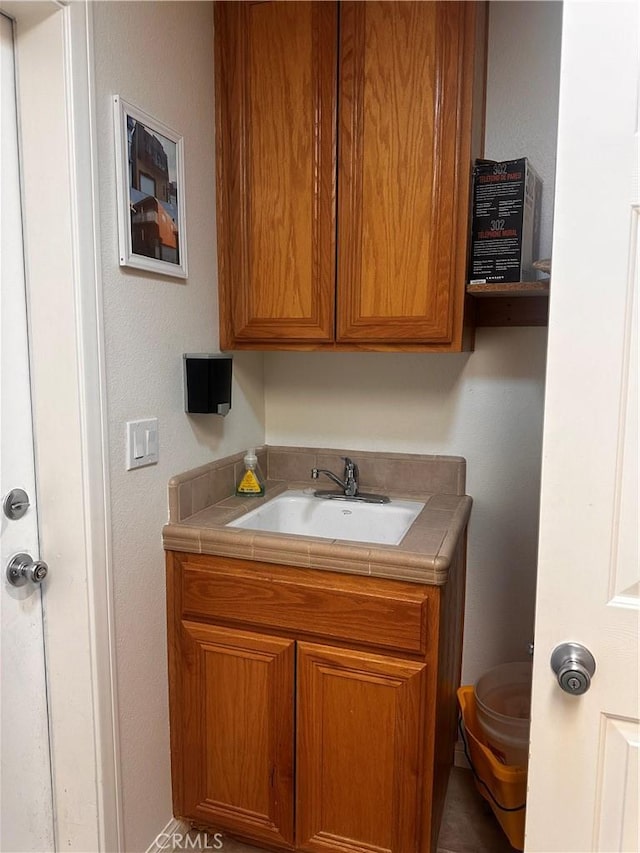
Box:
[162,446,472,586]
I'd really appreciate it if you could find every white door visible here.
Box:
[526,2,639,851]
[0,12,55,851]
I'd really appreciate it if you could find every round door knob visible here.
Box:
[550,642,596,695]
[6,553,49,587]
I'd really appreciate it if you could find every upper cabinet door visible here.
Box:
[215,1,337,346]
[336,2,478,346]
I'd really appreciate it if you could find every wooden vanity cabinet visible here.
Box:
[214,1,486,352]
[167,548,466,853]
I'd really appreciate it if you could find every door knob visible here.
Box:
[550,642,596,695]
[6,553,49,587]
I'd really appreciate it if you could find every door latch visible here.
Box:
[2,488,30,520]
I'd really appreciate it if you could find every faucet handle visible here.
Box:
[342,458,359,496]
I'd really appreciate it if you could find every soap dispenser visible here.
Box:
[236,448,265,497]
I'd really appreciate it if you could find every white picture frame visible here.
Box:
[113,95,188,278]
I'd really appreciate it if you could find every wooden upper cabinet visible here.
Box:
[214,1,485,351]
[214,1,337,346]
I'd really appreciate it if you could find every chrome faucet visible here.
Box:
[311,457,359,497]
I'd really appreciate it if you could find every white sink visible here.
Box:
[227,490,424,546]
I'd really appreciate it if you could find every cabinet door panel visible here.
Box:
[337,1,474,344]
[215,1,337,345]
[296,642,426,853]
[176,621,295,847]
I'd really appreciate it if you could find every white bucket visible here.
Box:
[474,661,532,767]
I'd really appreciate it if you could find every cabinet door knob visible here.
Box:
[550,642,596,695]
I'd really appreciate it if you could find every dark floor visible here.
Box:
[436,766,519,853]
[173,767,519,853]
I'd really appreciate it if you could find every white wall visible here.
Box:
[92,4,264,849]
[264,0,562,687]
[265,331,547,683]
[485,1,563,260]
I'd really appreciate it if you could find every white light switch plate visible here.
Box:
[126,418,159,470]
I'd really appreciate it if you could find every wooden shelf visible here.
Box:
[467,280,550,297]
[467,280,550,327]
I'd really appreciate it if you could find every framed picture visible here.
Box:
[113,96,188,278]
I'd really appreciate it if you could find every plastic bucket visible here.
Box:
[457,686,527,851]
[474,661,532,767]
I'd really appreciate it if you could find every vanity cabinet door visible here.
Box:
[173,621,295,848]
[296,642,426,853]
[214,1,337,346]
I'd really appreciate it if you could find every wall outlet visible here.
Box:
[126,419,159,470]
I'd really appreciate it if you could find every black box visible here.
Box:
[469,158,542,284]
[183,354,232,415]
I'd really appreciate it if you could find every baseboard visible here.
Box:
[146,817,191,853]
